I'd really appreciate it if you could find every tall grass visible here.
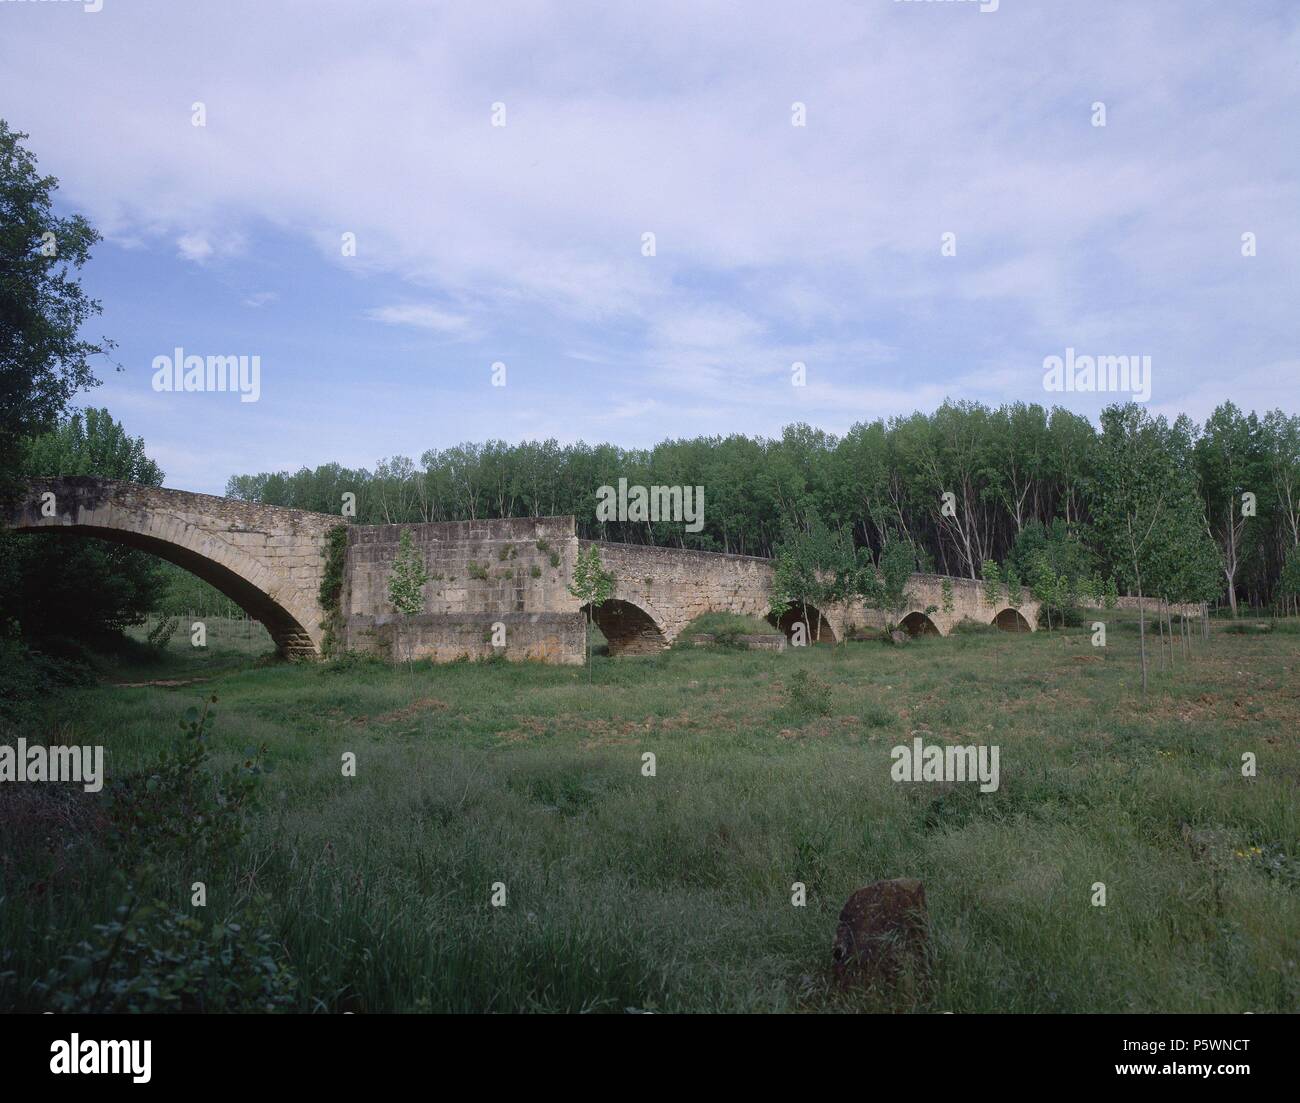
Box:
[1,613,1295,1012]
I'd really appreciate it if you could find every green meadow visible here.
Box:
[1,613,1296,1013]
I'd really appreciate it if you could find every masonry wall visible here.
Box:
[341,516,584,662]
[584,540,776,643]
[347,612,585,665]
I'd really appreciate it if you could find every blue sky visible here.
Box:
[2,0,1297,494]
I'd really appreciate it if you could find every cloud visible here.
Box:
[176,233,214,263]
[175,230,246,264]
[364,304,472,336]
[0,0,1295,496]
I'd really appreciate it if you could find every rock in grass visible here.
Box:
[832,878,929,992]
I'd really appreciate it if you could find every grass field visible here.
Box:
[2,613,1297,1013]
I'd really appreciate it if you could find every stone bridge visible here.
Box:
[8,478,1055,662]
[584,540,1040,653]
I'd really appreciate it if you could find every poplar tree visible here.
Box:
[386,529,428,665]
[567,544,614,677]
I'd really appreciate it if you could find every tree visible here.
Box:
[1011,521,1093,629]
[386,529,428,665]
[1280,546,1300,618]
[1026,552,1062,631]
[567,544,614,677]
[1092,405,1211,691]
[1195,403,1264,617]
[0,120,113,499]
[769,514,855,644]
[873,534,918,628]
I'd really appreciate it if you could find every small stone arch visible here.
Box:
[582,599,668,655]
[899,610,940,637]
[766,604,838,645]
[992,607,1032,632]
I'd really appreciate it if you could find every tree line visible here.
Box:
[226,400,1300,614]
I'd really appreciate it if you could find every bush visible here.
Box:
[950,617,996,635]
[782,669,832,718]
[317,649,386,675]
[107,696,265,865]
[0,636,94,720]
[1221,621,1273,635]
[34,898,297,1013]
[28,697,294,1012]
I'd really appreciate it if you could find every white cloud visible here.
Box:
[176,233,213,263]
[364,304,472,336]
[0,0,1295,493]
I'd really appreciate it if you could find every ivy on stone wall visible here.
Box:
[318,524,348,658]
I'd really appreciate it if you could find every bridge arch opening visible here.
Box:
[767,604,837,645]
[899,611,940,637]
[12,526,318,657]
[992,607,1032,632]
[582,599,667,656]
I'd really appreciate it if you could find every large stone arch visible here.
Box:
[992,607,1032,632]
[6,477,326,656]
[582,599,668,655]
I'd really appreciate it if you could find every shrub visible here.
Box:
[35,897,297,1013]
[108,696,265,865]
[317,649,384,676]
[0,637,93,721]
[951,617,996,635]
[783,669,832,718]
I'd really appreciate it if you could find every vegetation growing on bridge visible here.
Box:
[317,524,349,659]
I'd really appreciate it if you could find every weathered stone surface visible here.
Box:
[889,629,909,646]
[689,633,787,651]
[832,878,930,992]
[8,476,335,658]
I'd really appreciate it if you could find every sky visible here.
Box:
[2,0,1298,494]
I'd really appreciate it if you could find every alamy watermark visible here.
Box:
[152,347,261,402]
[890,736,1000,793]
[1042,348,1151,402]
[1,739,104,792]
[596,478,704,533]
[50,1034,151,1083]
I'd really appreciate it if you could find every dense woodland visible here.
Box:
[226,400,1300,613]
